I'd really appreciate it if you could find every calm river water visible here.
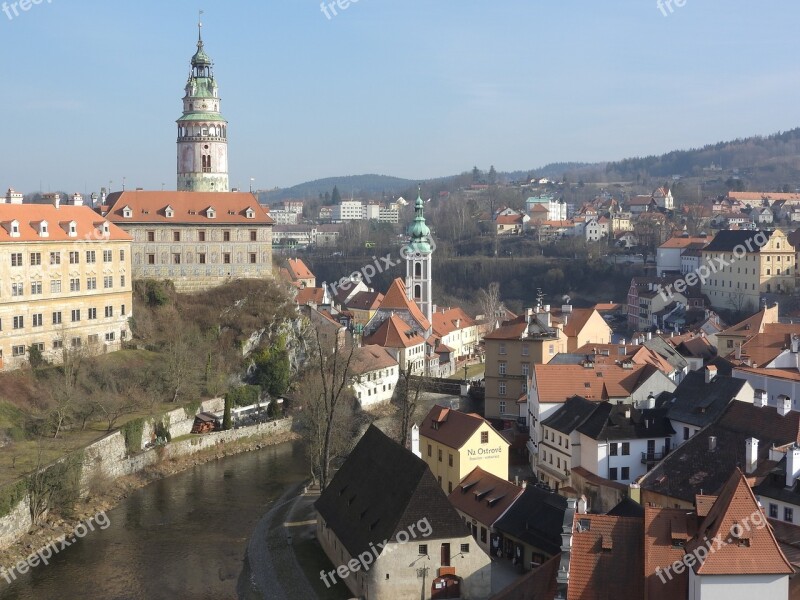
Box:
[0,440,308,600]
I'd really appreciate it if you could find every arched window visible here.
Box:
[415,262,422,277]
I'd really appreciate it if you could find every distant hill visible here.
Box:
[261,174,416,203]
[261,127,800,203]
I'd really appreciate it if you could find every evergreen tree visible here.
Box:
[331,185,342,205]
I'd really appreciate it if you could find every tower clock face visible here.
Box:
[415,252,422,258]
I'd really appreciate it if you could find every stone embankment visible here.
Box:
[0,400,297,572]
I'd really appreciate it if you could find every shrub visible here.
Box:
[225,385,262,408]
[121,418,145,454]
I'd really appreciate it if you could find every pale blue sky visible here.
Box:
[2,0,799,194]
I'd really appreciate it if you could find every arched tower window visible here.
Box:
[415,262,422,277]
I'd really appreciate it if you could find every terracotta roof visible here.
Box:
[0,204,131,242]
[659,235,710,249]
[532,363,656,403]
[420,405,499,450]
[686,469,793,575]
[568,514,644,600]
[285,257,314,281]
[560,309,601,338]
[729,191,800,202]
[379,278,431,331]
[363,314,425,349]
[103,190,273,224]
[294,287,325,306]
[432,307,477,337]
[593,303,622,312]
[718,306,775,338]
[495,214,524,225]
[447,467,523,527]
[644,506,696,600]
[349,345,398,376]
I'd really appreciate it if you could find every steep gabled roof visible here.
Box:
[315,425,469,560]
[702,229,772,253]
[363,314,425,349]
[285,257,314,281]
[686,469,793,575]
[568,514,644,600]
[644,506,696,599]
[666,369,749,428]
[379,278,431,331]
[349,345,398,376]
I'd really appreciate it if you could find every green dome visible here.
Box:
[192,42,212,67]
[407,192,432,253]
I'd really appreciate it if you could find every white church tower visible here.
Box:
[177,19,229,192]
[405,189,433,325]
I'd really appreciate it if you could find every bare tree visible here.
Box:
[478,282,504,333]
[162,326,203,403]
[50,344,85,439]
[394,369,425,448]
[296,325,357,489]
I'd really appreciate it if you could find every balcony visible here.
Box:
[641,451,666,464]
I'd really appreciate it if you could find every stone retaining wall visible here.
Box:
[0,402,292,551]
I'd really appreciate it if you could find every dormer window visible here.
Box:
[165,205,174,218]
[9,220,20,238]
[39,221,49,238]
[122,205,133,219]
[206,207,216,219]
[245,207,255,219]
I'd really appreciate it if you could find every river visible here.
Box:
[0,440,309,600]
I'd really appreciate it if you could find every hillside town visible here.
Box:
[3,5,800,600]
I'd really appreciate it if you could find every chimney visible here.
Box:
[6,189,23,204]
[779,396,792,417]
[54,195,60,209]
[745,438,759,474]
[647,331,652,341]
[71,193,84,207]
[411,424,420,458]
[792,334,800,354]
[786,444,800,488]
[754,389,768,408]
[704,366,717,384]
[525,308,533,324]
[709,436,717,451]
[577,496,588,514]
[624,406,631,419]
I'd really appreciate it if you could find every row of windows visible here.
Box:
[608,467,630,481]
[543,428,569,449]
[145,252,257,266]
[609,442,630,456]
[498,343,531,356]
[6,276,125,296]
[10,250,124,267]
[769,503,794,523]
[540,449,569,472]
[8,331,125,357]
[145,230,259,243]
[2,305,126,330]
[356,382,394,399]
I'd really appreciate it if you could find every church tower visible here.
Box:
[177,20,229,192]
[405,190,433,325]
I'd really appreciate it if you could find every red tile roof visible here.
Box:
[532,364,655,403]
[420,405,500,450]
[560,308,603,338]
[568,514,644,600]
[363,314,425,349]
[644,506,696,599]
[286,257,314,281]
[103,190,274,224]
[686,469,793,576]
[295,287,326,306]
[0,204,131,242]
[379,278,431,331]
[349,345,398,375]
[432,307,477,337]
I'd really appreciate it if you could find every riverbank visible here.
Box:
[0,427,299,574]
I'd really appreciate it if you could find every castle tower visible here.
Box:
[177,19,229,192]
[405,189,433,325]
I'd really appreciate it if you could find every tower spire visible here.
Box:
[198,9,204,44]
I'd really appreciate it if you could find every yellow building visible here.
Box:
[0,202,132,369]
[483,307,567,420]
[700,229,794,314]
[555,307,612,352]
[418,405,510,494]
